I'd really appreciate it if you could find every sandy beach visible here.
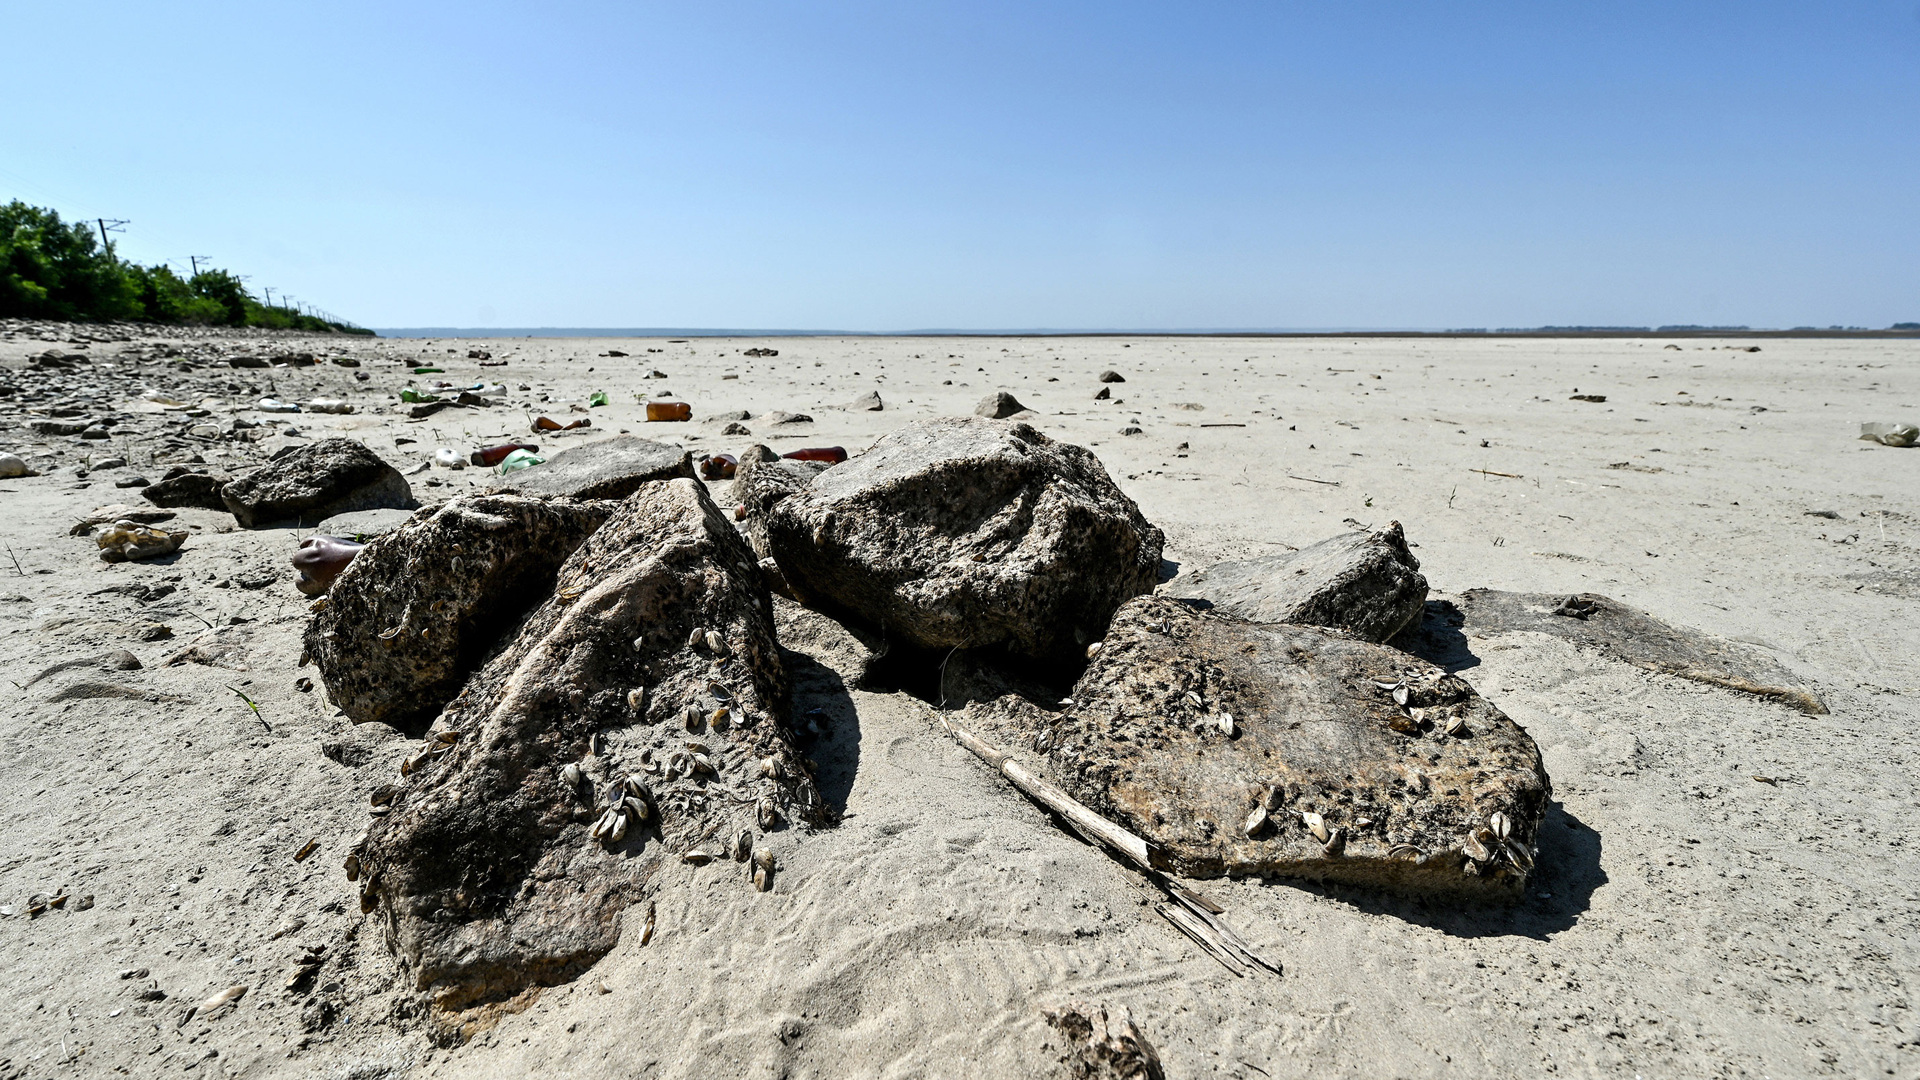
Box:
[1,326,1915,1079]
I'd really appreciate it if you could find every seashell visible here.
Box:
[622,775,650,799]
[193,984,247,1018]
[1488,811,1512,839]
[590,809,619,840]
[1217,713,1235,737]
[639,900,656,946]
[732,829,753,862]
[377,625,402,641]
[710,707,733,732]
[308,597,329,614]
[562,762,583,787]
[683,741,711,754]
[1144,620,1167,634]
[690,753,716,776]
[359,877,378,913]
[689,626,707,650]
[1371,679,1400,691]
[343,853,361,881]
[434,730,461,744]
[609,812,630,843]
[627,686,647,714]
[1461,828,1493,864]
[753,867,770,892]
[400,751,424,776]
[294,839,319,863]
[1261,784,1283,811]
[1355,816,1374,828]
[759,757,782,780]
[753,847,775,873]
[557,581,585,601]
[1387,844,1424,862]
[1388,714,1420,735]
[1322,827,1347,857]
[681,849,714,865]
[1243,804,1269,839]
[1183,690,1203,709]
[1392,684,1411,707]
[1444,716,1467,737]
[704,630,729,657]
[708,681,733,704]
[1503,838,1535,872]
[643,757,661,774]
[624,795,650,823]
[369,804,391,817]
[684,706,704,733]
[757,796,779,830]
[1086,641,1102,660]
[1301,811,1329,843]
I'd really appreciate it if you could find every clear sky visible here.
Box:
[5,2,1916,330]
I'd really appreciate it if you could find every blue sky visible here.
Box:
[4,2,1916,330]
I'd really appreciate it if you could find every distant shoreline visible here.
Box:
[374,326,1920,340]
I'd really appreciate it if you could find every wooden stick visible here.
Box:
[941,715,1162,874]
[1286,474,1342,486]
[1471,468,1524,479]
[1158,903,1247,977]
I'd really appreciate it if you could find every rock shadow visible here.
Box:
[784,647,862,818]
[1388,598,1481,672]
[1266,801,1604,939]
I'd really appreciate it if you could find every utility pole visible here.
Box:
[95,218,128,258]
[188,255,211,279]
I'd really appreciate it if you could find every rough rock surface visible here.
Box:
[764,418,1164,661]
[141,470,230,511]
[1163,522,1428,642]
[221,438,412,528]
[490,435,693,500]
[314,507,419,539]
[349,478,824,1010]
[1032,595,1548,899]
[1402,589,1827,715]
[308,494,617,733]
[731,444,830,562]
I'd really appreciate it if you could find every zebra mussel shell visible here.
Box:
[732,830,753,862]
[1300,811,1330,844]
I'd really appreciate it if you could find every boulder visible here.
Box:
[1033,595,1548,899]
[975,391,1027,418]
[1162,522,1428,643]
[348,479,823,1009]
[221,438,412,528]
[308,494,617,733]
[731,445,829,562]
[490,435,693,500]
[141,471,231,511]
[764,418,1163,661]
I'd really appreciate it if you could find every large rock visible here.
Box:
[764,418,1164,661]
[308,494,617,733]
[222,438,412,528]
[348,479,823,1009]
[1163,522,1427,643]
[490,435,693,500]
[731,445,829,562]
[1032,595,1548,899]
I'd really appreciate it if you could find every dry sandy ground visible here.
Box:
[1,327,1916,1079]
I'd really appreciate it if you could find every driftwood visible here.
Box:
[940,713,1280,978]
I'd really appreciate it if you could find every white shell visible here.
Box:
[1488,811,1512,839]
[705,630,729,657]
[1243,805,1269,839]
[688,626,707,650]
[1301,811,1330,843]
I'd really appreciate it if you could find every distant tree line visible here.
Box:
[0,200,369,334]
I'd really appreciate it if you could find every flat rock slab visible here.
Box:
[490,435,693,500]
[1163,522,1428,643]
[222,438,412,528]
[349,478,822,1010]
[1036,596,1548,900]
[312,507,419,540]
[1409,590,1827,715]
[766,418,1163,661]
[309,494,617,733]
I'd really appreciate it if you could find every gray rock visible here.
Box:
[731,445,829,562]
[227,355,270,368]
[1405,590,1827,715]
[31,419,88,436]
[352,478,823,1009]
[1029,595,1548,899]
[722,422,752,436]
[1098,370,1126,383]
[222,438,412,528]
[0,453,26,478]
[308,493,617,733]
[765,418,1163,661]
[114,475,151,488]
[313,507,419,540]
[141,471,231,511]
[490,435,693,500]
[1162,522,1428,643]
[710,410,752,422]
[847,390,883,411]
[975,391,1027,419]
[761,411,813,425]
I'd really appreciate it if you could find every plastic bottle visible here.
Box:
[470,442,540,467]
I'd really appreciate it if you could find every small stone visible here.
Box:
[974,392,1027,419]
[1098,370,1126,383]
